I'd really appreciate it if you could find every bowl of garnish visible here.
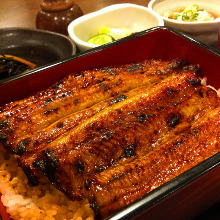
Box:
[68,3,164,52]
[148,0,220,45]
[0,27,77,81]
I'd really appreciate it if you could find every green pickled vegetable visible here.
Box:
[87,34,115,45]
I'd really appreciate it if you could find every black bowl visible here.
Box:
[0,27,76,66]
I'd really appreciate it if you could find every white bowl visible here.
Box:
[68,3,164,52]
[148,0,220,45]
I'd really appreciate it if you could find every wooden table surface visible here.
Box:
[0,0,150,29]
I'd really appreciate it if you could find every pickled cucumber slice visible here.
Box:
[87,34,115,45]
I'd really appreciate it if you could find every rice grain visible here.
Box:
[0,145,95,220]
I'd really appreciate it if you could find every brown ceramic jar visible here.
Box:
[36,0,83,35]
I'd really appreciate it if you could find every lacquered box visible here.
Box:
[0,27,220,220]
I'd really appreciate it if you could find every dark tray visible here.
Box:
[0,27,220,220]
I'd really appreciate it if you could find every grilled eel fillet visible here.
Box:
[0,59,188,151]
[1,58,220,219]
[30,69,220,204]
[92,106,220,218]
[17,82,174,186]
[16,64,200,186]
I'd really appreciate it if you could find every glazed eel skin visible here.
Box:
[30,67,220,218]
[92,106,220,218]
[18,66,203,187]
[27,70,220,201]
[1,59,220,219]
[0,59,187,152]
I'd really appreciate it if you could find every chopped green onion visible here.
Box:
[182,15,190,20]
[174,14,179,20]
[192,12,199,20]
[186,10,193,17]
[192,5,199,9]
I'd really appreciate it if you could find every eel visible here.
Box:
[1,58,220,219]
[31,68,219,201]
[92,106,220,218]
[17,82,172,186]
[0,59,188,151]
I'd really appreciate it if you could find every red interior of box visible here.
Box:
[0,28,220,105]
[0,27,220,220]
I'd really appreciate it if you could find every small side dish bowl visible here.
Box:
[0,28,76,67]
[68,3,164,52]
[148,0,220,45]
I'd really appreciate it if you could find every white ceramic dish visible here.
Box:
[148,0,220,45]
[68,3,164,52]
